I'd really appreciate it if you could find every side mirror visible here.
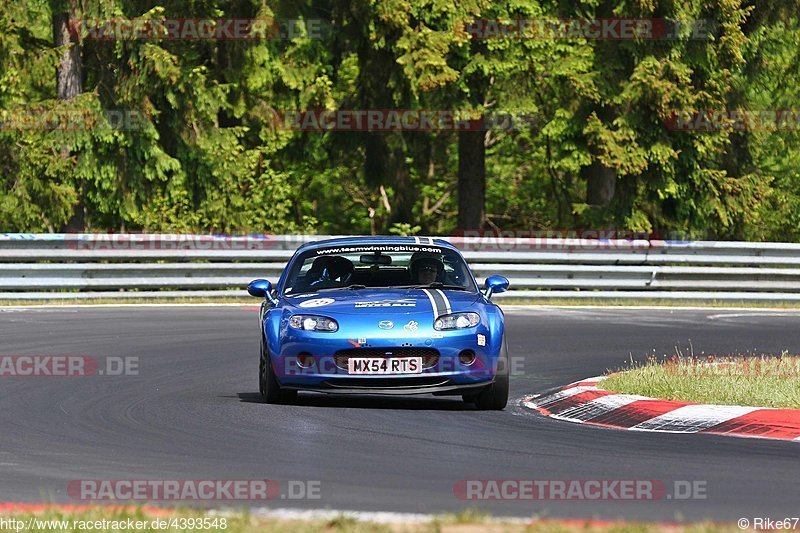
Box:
[247,279,277,305]
[484,275,510,300]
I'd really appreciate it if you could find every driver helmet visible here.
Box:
[409,251,445,280]
[307,256,354,285]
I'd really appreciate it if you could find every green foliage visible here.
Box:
[0,0,799,239]
[388,222,421,236]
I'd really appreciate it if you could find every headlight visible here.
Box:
[434,312,480,330]
[289,315,339,332]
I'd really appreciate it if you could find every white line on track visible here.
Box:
[706,312,800,320]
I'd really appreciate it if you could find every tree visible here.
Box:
[1,0,799,241]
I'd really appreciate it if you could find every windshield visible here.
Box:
[283,244,478,294]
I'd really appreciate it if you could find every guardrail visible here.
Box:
[2,233,800,301]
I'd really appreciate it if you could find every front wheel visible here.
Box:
[259,339,297,404]
[475,338,509,410]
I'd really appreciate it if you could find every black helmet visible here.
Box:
[307,256,354,284]
[410,251,444,279]
[327,256,354,282]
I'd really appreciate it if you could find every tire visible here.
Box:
[475,338,509,410]
[281,388,298,404]
[259,338,296,404]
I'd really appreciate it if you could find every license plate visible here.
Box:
[347,357,423,375]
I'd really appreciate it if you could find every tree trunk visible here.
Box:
[53,0,82,101]
[387,146,414,224]
[584,159,616,206]
[579,0,618,208]
[53,0,85,231]
[457,130,486,230]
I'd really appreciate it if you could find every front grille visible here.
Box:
[323,376,450,389]
[333,347,440,370]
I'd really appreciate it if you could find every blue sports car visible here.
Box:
[247,236,510,409]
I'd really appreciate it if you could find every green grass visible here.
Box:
[0,506,761,533]
[601,354,800,409]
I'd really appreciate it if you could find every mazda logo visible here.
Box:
[378,320,394,330]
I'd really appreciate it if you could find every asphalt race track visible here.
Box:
[0,305,798,520]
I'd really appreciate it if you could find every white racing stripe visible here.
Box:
[631,404,759,432]
[421,288,441,318]
[435,289,451,315]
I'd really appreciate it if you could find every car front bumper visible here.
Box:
[271,326,499,393]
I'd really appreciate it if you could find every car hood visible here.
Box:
[281,287,482,316]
